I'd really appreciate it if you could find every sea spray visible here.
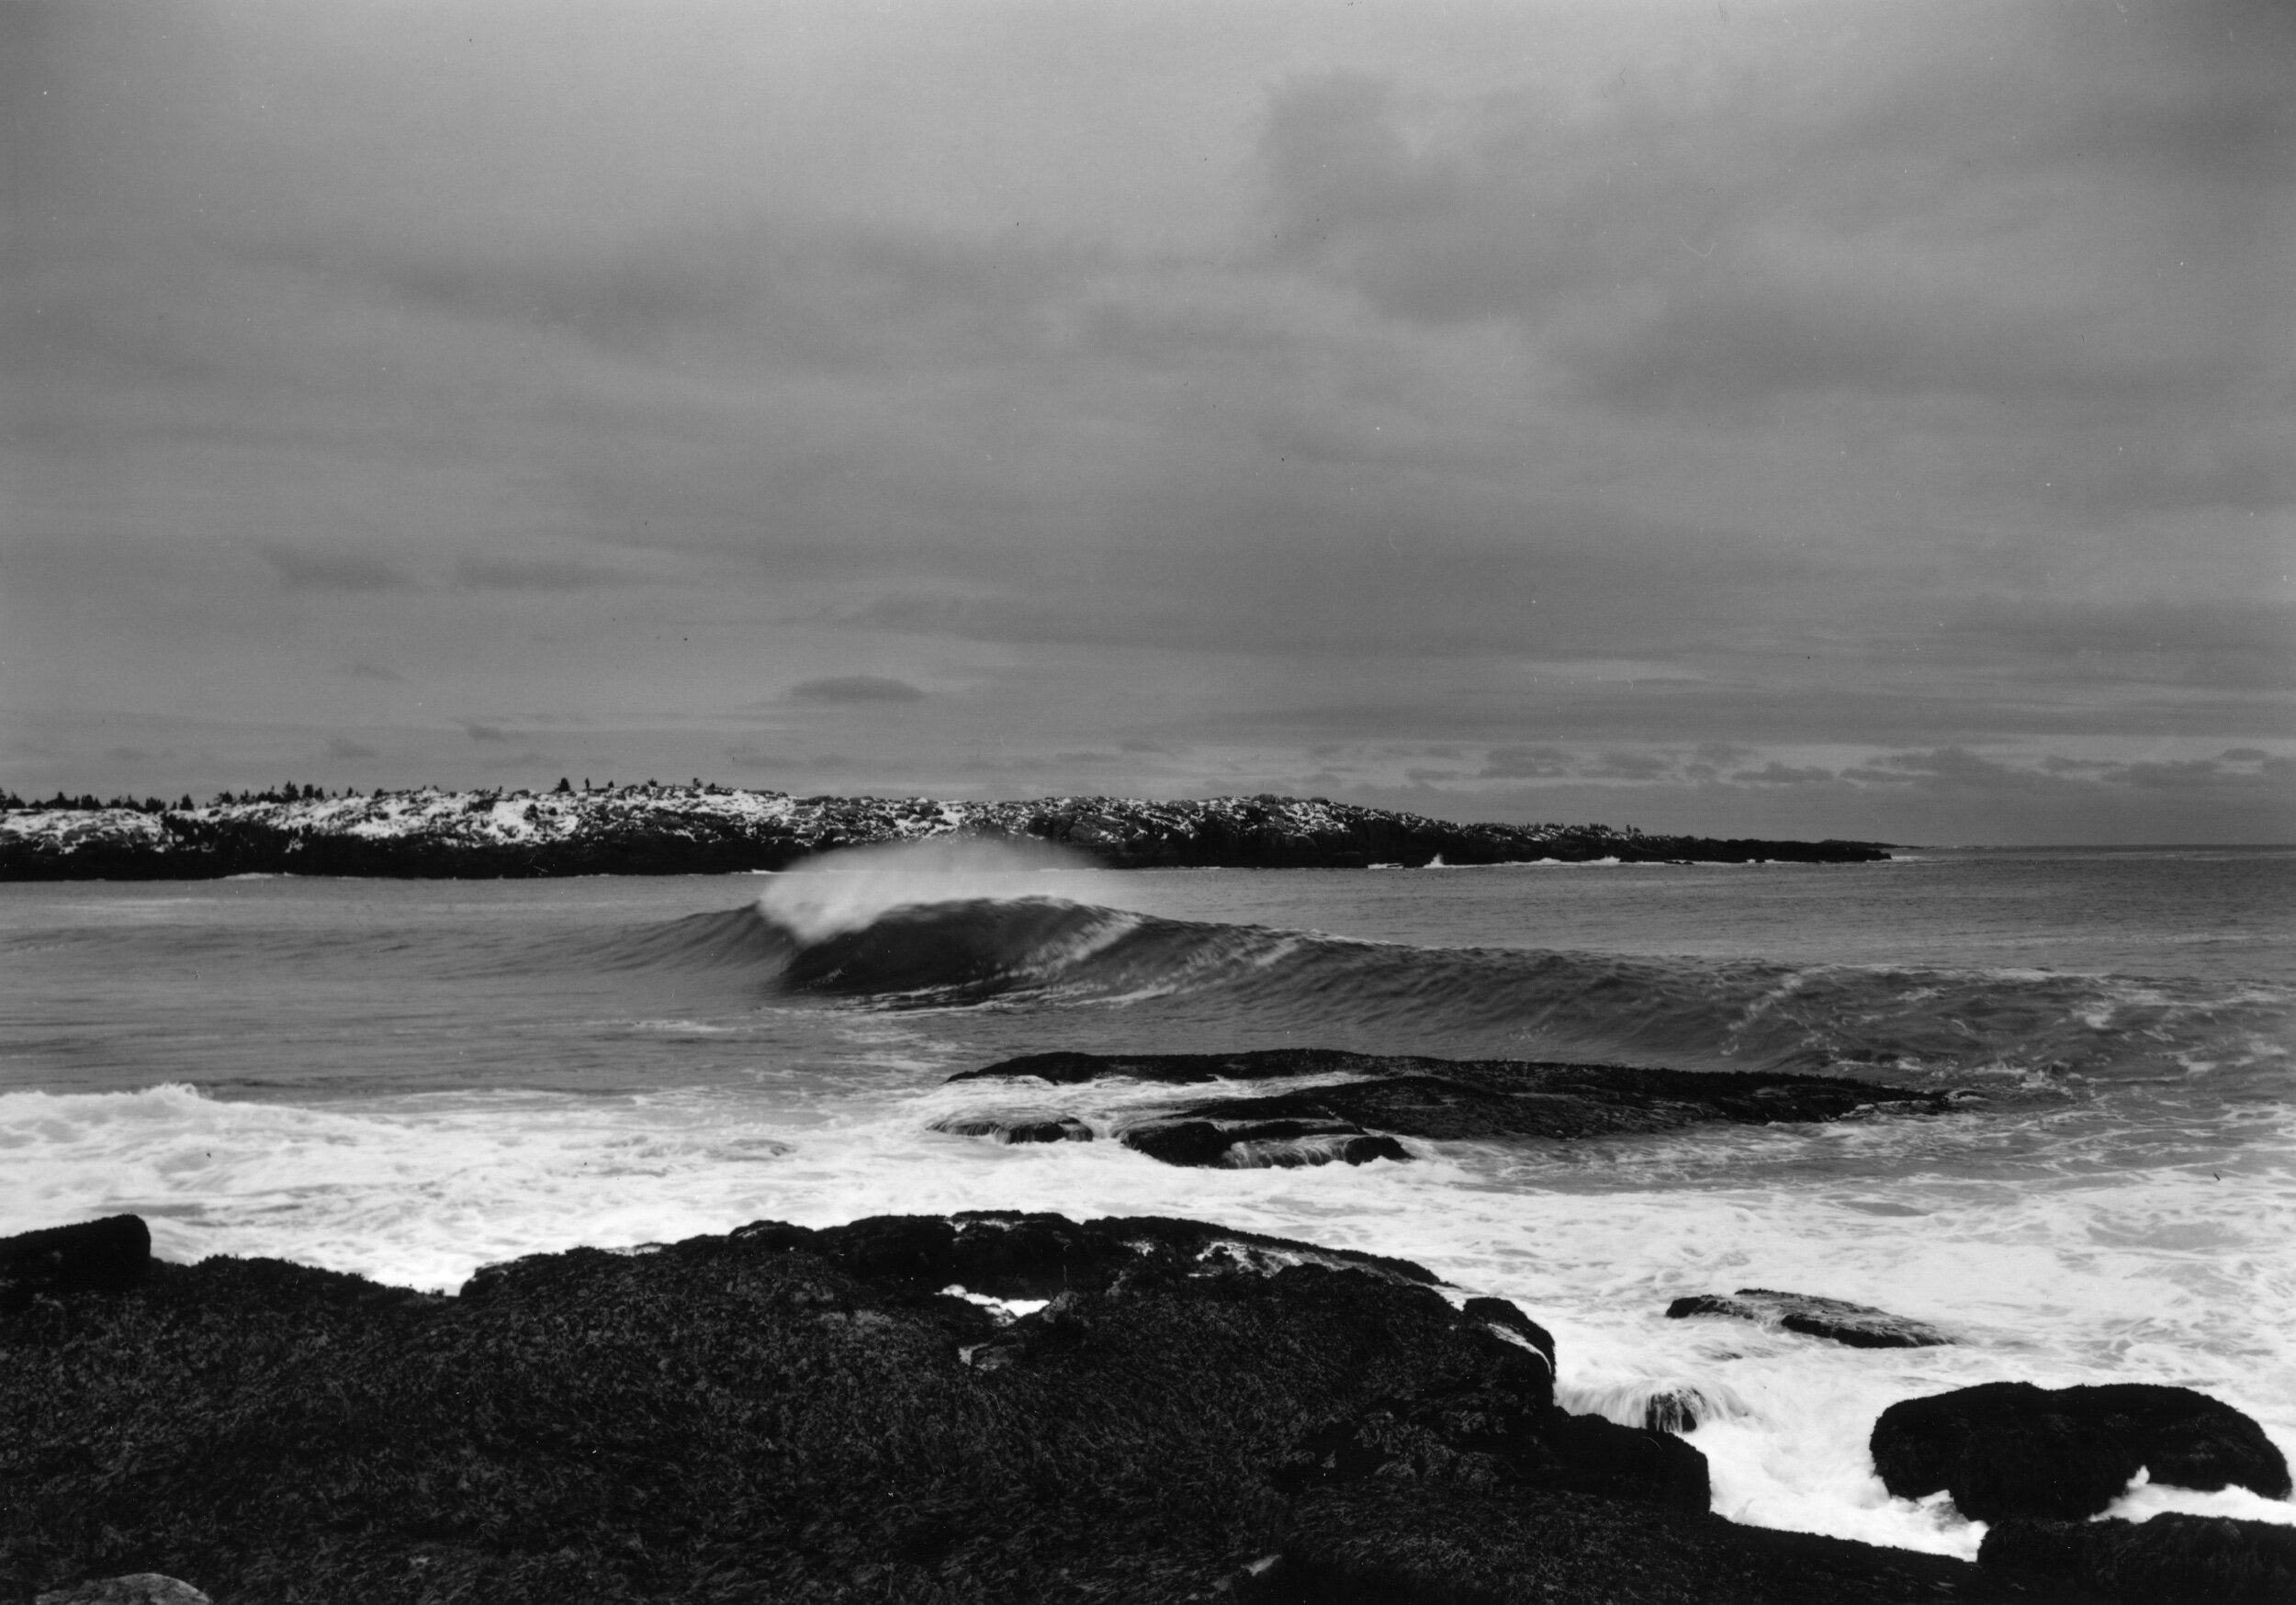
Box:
[753,836,1117,940]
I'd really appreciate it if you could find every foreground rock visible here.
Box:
[0,1215,152,1312]
[1245,1486,2088,1604]
[1873,1382,2291,1522]
[4,1212,2056,1603]
[948,1049,1957,1168]
[1667,1289,1952,1349]
[0,787,1891,880]
[35,1578,213,1605]
[1980,1514,2296,1603]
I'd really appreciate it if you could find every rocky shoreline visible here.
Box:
[0,787,1891,880]
[6,1213,2290,1603]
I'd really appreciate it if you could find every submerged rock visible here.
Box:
[928,1111,1094,1145]
[1666,1288,1952,1349]
[1980,1513,2296,1602]
[1120,1114,1410,1169]
[1643,1388,1705,1435]
[1872,1381,2291,1522]
[951,1049,1956,1168]
[2,1208,2040,1603]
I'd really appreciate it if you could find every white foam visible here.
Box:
[6,1076,2290,1561]
[940,1285,1052,1321]
[753,837,1124,940]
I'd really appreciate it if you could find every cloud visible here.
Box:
[462,722,512,743]
[262,545,419,592]
[1480,745,1575,779]
[1583,751,1676,781]
[1729,762,1839,788]
[1941,598,2296,690]
[453,556,642,590]
[726,746,853,771]
[324,735,377,760]
[1255,11,2293,510]
[340,662,403,682]
[786,675,925,704]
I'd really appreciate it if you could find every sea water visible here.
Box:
[3,844,2291,1559]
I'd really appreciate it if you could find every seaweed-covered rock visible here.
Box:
[35,1577,214,1605]
[1872,1382,2290,1521]
[0,1215,151,1310]
[1666,1288,1951,1349]
[0,1210,2089,1603]
[1980,1514,2296,1602]
[1242,1485,2080,1603]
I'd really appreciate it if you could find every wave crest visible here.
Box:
[590,890,2291,1089]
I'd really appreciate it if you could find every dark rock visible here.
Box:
[2,1207,2046,1603]
[0,1215,151,1309]
[35,1578,213,1605]
[1981,1514,2296,1602]
[929,1111,1094,1144]
[720,1209,1446,1301]
[1872,1381,2291,1521]
[1461,1296,1556,1375]
[953,1047,1385,1086]
[958,1049,1954,1168]
[1666,1288,1951,1349]
[1239,1485,2085,1603]
[1644,1389,1704,1435]
[1120,1114,1411,1169]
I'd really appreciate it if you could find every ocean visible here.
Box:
[4,843,2291,1561]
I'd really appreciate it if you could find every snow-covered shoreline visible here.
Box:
[0,785,1889,879]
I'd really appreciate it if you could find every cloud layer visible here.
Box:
[4,0,2288,841]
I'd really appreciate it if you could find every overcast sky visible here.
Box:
[6,0,2290,842]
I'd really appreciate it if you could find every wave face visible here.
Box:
[602,893,2296,1092]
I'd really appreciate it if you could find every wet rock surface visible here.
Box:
[1979,1514,2296,1603]
[926,1111,1095,1145]
[1240,1486,2087,1603]
[1666,1288,1952,1349]
[949,1049,1956,1168]
[1872,1382,2292,1522]
[3,1209,2054,1603]
[34,1577,215,1605]
[1120,1114,1411,1169]
[0,788,1891,880]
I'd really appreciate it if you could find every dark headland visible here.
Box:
[22,1209,2290,1604]
[0,785,1889,880]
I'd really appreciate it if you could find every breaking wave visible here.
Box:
[595,892,2292,1092]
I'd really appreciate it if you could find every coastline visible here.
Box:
[12,1207,2241,1605]
[0,787,1891,881]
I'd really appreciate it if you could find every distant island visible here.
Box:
[0,783,1891,879]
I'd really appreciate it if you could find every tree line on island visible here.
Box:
[0,779,760,813]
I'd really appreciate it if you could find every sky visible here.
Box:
[5,0,2290,843]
